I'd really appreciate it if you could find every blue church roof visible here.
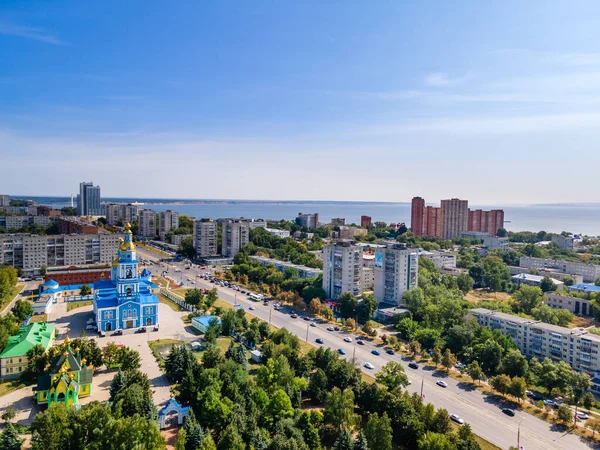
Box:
[141,268,151,277]
[43,279,59,287]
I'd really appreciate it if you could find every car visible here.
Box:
[85,325,97,331]
[327,326,335,331]
[436,380,448,388]
[502,408,515,417]
[364,362,374,370]
[112,330,123,336]
[191,281,196,284]
[576,412,589,420]
[303,316,311,321]
[338,348,346,355]
[408,362,419,369]
[385,349,394,355]
[357,340,365,345]
[290,313,298,318]
[543,399,558,407]
[344,337,352,343]
[310,322,317,327]
[333,326,341,331]
[98,330,106,337]
[450,414,464,425]
[246,292,251,296]
[241,290,246,294]
[86,318,95,325]
[315,338,324,344]
[455,362,466,370]
[526,390,542,400]
[263,301,269,306]
[371,350,381,356]
[153,325,160,332]
[249,305,255,310]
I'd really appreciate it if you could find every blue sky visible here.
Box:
[2,1,600,204]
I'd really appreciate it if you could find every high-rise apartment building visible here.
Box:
[77,182,102,216]
[159,210,179,240]
[373,244,419,306]
[423,206,442,237]
[106,203,144,225]
[360,215,372,228]
[296,213,319,229]
[331,218,346,226]
[410,197,425,236]
[138,209,157,238]
[194,219,218,258]
[440,198,469,239]
[222,220,249,257]
[468,209,505,236]
[0,195,9,207]
[322,241,362,299]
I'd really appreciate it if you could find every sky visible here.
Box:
[2,1,600,204]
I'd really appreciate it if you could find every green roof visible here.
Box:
[0,322,55,359]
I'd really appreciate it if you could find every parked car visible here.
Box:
[249,305,256,310]
[303,316,311,321]
[450,414,464,425]
[502,408,515,417]
[112,330,123,336]
[408,362,420,369]
[364,362,374,370]
[357,340,365,345]
[85,325,97,331]
[333,326,341,331]
[436,380,448,388]
[290,313,298,319]
[315,338,324,344]
[371,350,381,356]
[543,399,558,408]
[343,337,352,343]
[338,348,346,355]
[576,411,589,420]
[327,326,335,331]
[385,349,394,355]
[310,322,317,327]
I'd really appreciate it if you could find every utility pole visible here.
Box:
[517,419,523,449]
[269,304,272,325]
[420,376,424,398]
[305,323,309,342]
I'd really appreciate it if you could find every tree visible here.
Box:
[557,404,573,425]
[309,298,323,316]
[337,292,357,319]
[333,431,354,450]
[586,418,600,437]
[490,374,511,397]
[583,392,596,412]
[513,285,543,313]
[410,339,421,357]
[361,321,377,337]
[11,300,33,322]
[364,412,392,450]
[430,409,451,434]
[308,368,329,403]
[441,349,457,372]
[497,228,507,237]
[200,434,217,450]
[354,431,369,450]
[0,422,23,450]
[264,389,294,427]
[474,339,503,373]
[178,237,196,259]
[508,377,527,402]
[30,402,71,450]
[467,361,483,385]
[175,428,186,450]
[103,342,120,368]
[1,405,16,423]
[79,284,92,296]
[500,349,528,378]
[118,347,141,371]
[561,276,575,287]
[540,276,557,292]
[356,294,378,322]
[23,344,49,381]
[217,424,245,450]
[324,387,357,432]
[456,423,482,450]
[185,289,205,307]
[456,274,473,294]
[375,362,409,391]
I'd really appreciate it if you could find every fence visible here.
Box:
[65,295,94,303]
[160,288,196,312]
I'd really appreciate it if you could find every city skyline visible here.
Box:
[3,2,600,203]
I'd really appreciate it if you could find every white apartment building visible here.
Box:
[512,273,564,290]
[520,256,600,282]
[296,213,319,229]
[545,293,592,317]
[248,219,267,229]
[420,250,457,269]
[138,209,157,238]
[0,195,9,207]
[552,235,575,250]
[159,210,179,240]
[374,244,419,306]
[105,202,144,225]
[250,255,322,279]
[171,234,192,246]
[265,228,290,238]
[194,219,218,258]
[222,220,249,257]
[362,267,375,290]
[471,307,600,393]
[0,233,119,275]
[322,241,362,299]
[0,216,54,231]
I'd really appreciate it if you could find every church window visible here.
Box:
[105,311,113,319]
[145,307,153,315]
[126,268,133,279]
[127,287,132,296]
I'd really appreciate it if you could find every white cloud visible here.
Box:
[424,72,471,87]
[0,22,66,45]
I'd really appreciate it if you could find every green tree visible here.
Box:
[353,431,369,450]
[0,422,23,450]
[583,392,596,412]
[356,293,378,322]
[456,274,473,294]
[200,434,217,450]
[308,368,328,403]
[456,423,482,450]
[11,300,33,322]
[467,361,483,385]
[557,404,573,425]
[217,424,245,450]
[30,402,71,450]
[178,236,196,259]
[185,289,205,307]
[508,376,527,402]
[474,339,503,373]
[431,347,442,367]
[264,389,294,427]
[500,349,528,378]
[441,348,457,372]
[513,285,543,314]
[23,344,49,381]
[333,431,354,450]
[410,339,421,357]
[375,362,409,391]
[364,412,392,450]
[418,432,454,450]
[117,347,141,371]
[324,387,357,432]
[79,284,92,296]
[540,276,557,292]
[337,292,358,319]
[490,374,511,397]
[103,342,120,368]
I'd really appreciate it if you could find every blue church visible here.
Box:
[93,223,159,332]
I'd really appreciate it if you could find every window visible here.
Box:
[105,310,114,319]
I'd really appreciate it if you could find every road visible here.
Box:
[137,248,599,450]
[1,281,36,317]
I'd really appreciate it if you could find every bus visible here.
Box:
[249,293,264,302]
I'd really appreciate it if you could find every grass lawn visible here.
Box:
[66,300,93,312]
[29,314,48,323]
[0,284,24,313]
[464,289,513,303]
[138,243,171,258]
[159,294,188,312]
[0,379,27,398]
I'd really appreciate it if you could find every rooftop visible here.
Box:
[470,308,534,325]
[570,284,600,292]
[0,322,55,358]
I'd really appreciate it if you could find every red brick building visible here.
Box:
[410,197,425,236]
[468,209,505,236]
[360,215,372,228]
[58,217,98,234]
[44,267,108,285]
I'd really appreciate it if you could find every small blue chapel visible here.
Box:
[92,223,159,332]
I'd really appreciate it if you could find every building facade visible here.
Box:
[77,182,102,216]
[0,322,55,379]
[250,255,323,279]
[44,267,107,287]
[322,241,362,300]
[93,224,159,332]
[0,216,55,231]
[159,210,179,240]
[545,293,592,316]
[222,220,249,257]
[194,219,218,258]
[105,202,145,225]
[296,213,319,229]
[420,250,457,269]
[552,235,575,250]
[520,256,600,283]
[410,197,425,236]
[265,228,291,238]
[0,233,119,275]
[361,215,372,228]
[441,198,469,239]
[331,218,346,226]
[58,217,98,234]
[374,244,419,306]
[468,209,505,236]
[138,209,157,238]
[0,195,9,207]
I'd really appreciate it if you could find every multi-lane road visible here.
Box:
[137,247,598,450]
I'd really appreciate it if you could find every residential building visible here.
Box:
[509,266,584,284]
[373,244,419,306]
[545,293,592,316]
[77,182,102,216]
[0,233,119,275]
[361,215,372,228]
[222,219,249,257]
[0,195,9,207]
[462,232,508,252]
[471,307,600,393]
[322,241,362,299]
[331,218,346,226]
[0,322,56,379]
[362,254,375,269]
[265,228,290,238]
[512,273,564,290]
[250,255,323,279]
[171,234,192,246]
[520,256,600,283]
[410,197,425,236]
[552,235,575,250]
[92,223,159,332]
[105,202,144,225]
[159,210,179,240]
[362,267,375,290]
[0,216,56,231]
[337,226,368,240]
[247,219,267,229]
[423,206,442,237]
[441,198,469,239]
[138,209,157,238]
[193,219,218,258]
[467,209,505,236]
[420,250,457,269]
[58,217,98,234]
[296,212,319,229]
[568,284,600,294]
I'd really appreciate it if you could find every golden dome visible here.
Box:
[81,357,87,366]
[112,258,119,267]
[74,347,80,354]
[124,222,132,232]
[64,336,71,345]
[63,351,69,358]
[121,241,136,251]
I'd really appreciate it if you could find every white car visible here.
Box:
[310,322,317,327]
[249,305,256,310]
[327,326,335,331]
[436,380,448,388]
[85,325,97,331]
[364,362,374,370]
[576,412,589,420]
[343,337,352,343]
[450,414,464,425]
